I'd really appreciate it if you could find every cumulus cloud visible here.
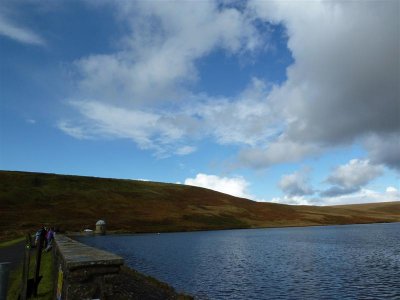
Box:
[321,159,383,197]
[365,133,400,171]
[184,173,252,199]
[189,78,280,147]
[279,169,314,197]
[272,186,399,206]
[250,0,399,143]
[271,195,312,206]
[76,1,260,104]
[318,187,400,206]
[272,160,395,205]
[239,0,400,169]
[60,78,279,156]
[386,186,399,195]
[238,137,321,168]
[61,0,399,173]
[320,186,360,198]
[326,159,383,189]
[62,1,279,157]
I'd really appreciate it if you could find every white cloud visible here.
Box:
[175,146,196,156]
[61,0,399,176]
[326,159,383,189]
[318,187,400,206]
[272,159,392,205]
[58,101,194,155]
[271,195,312,206]
[76,1,260,104]
[386,186,399,194]
[272,186,399,206]
[188,78,280,147]
[279,169,314,197]
[238,137,321,168]
[319,159,384,197]
[0,14,45,46]
[57,120,91,140]
[62,2,275,157]
[246,0,399,167]
[184,173,252,199]
[60,78,278,157]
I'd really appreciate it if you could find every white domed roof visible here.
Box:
[96,220,106,225]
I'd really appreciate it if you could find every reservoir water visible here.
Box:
[78,223,400,299]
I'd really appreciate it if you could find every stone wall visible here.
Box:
[53,235,124,299]
[52,235,191,300]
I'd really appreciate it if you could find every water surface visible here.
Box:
[78,223,400,299]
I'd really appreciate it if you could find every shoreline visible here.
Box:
[2,220,398,246]
[67,219,400,238]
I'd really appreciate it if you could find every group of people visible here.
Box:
[34,226,55,252]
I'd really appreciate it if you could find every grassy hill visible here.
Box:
[1,170,399,241]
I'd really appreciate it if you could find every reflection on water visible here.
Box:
[78,223,400,299]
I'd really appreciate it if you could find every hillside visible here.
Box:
[1,170,399,241]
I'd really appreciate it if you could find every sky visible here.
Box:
[0,0,399,206]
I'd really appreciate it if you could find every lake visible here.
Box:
[77,223,400,299]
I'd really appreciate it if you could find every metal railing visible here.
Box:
[20,231,45,300]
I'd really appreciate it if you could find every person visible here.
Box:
[44,227,55,252]
[44,226,48,248]
[34,226,45,247]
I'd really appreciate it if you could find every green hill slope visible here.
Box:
[1,171,399,241]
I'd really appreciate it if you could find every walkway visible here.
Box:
[0,241,25,271]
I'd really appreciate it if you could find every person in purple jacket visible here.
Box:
[44,227,55,252]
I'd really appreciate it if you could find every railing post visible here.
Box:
[33,230,45,296]
[20,234,31,300]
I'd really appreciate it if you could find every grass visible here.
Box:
[7,249,53,300]
[1,170,399,242]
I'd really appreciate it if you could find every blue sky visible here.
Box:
[0,0,399,205]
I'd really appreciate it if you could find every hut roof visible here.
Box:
[96,220,106,225]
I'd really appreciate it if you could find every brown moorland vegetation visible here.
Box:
[1,170,399,242]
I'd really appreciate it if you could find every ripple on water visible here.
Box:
[77,223,400,300]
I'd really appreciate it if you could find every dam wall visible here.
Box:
[53,234,124,299]
[52,234,188,299]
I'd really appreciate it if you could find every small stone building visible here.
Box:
[95,220,106,235]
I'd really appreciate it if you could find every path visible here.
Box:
[0,241,25,271]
